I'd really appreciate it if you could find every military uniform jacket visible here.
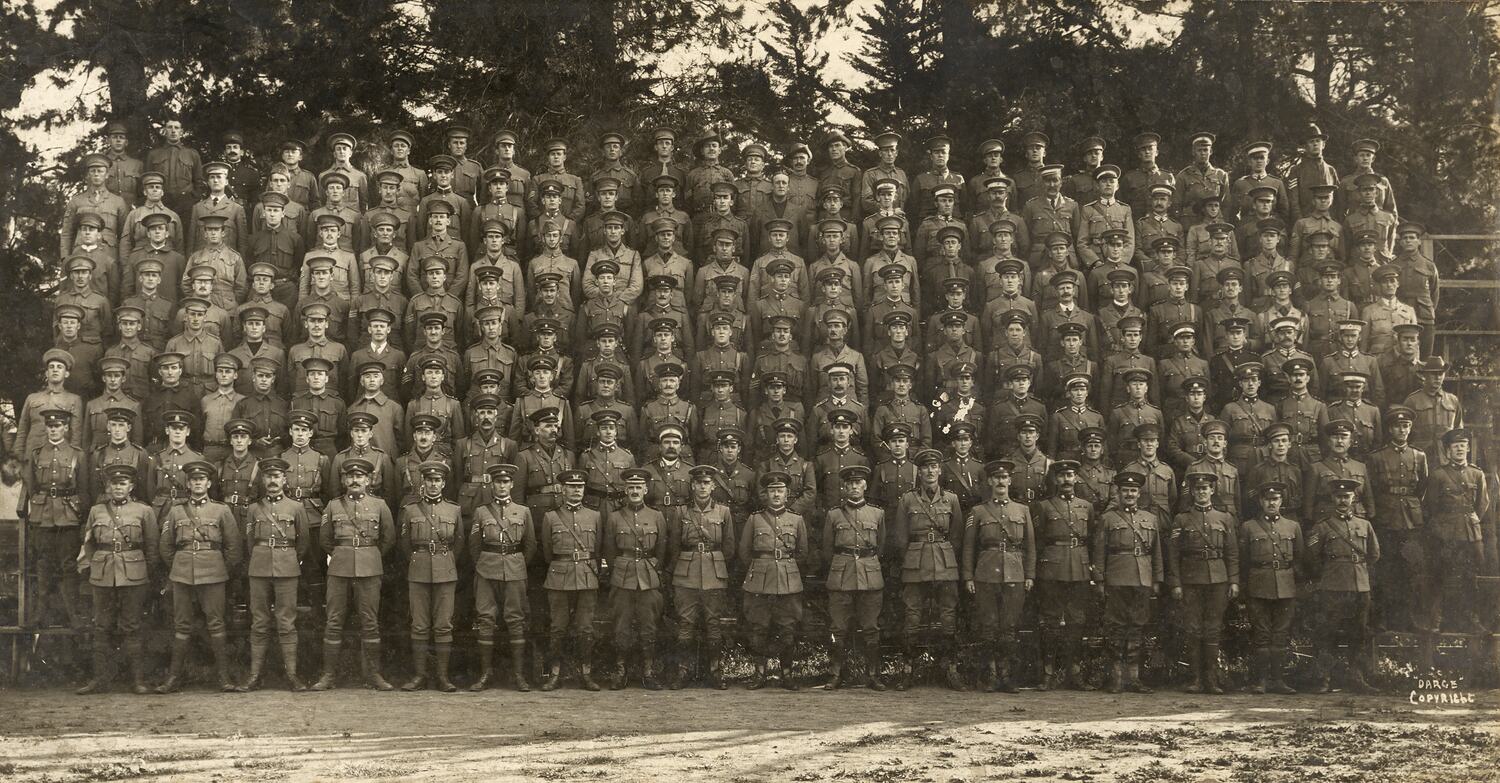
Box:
[821,500,884,591]
[1076,462,1115,513]
[1093,507,1163,588]
[401,498,463,583]
[1304,456,1373,521]
[27,441,87,527]
[146,445,203,508]
[1167,506,1239,586]
[279,445,329,512]
[1425,462,1489,544]
[320,494,394,578]
[1306,513,1379,592]
[1367,443,1426,532]
[160,497,243,584]
[541,503,601,590]
[471,499,535,581]
[1404,389,1462,454]
[87,441,149,501]
[245,496,310,578]
[514,444,574,509]
[892,487,962,583]
[605,503,667,590]
[1239,514,1302,599]
[963,499,1035,584]
[738,508,808,595]
[82,499,159,587]
[216,452,258,511]
[670,501,733,589]
[1035,494,1095,582]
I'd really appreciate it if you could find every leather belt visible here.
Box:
[1386,486,1413,496]
[288,488,315,500]
[1326,554,1365,563]
[980,543,1010,552]
[553,550,593,561]
[41,487,77,498]
[413,541,453,554]
[468,474,492,484]
[835,546,877,556]
[482,544,522,554]
[255,539,295,549]
[183,541,220,551]
[914,530,944,543]
[1252,560,1287,569]
[225,494,251,506]
[531,484,561,495]
[1047,537,1083,548]
[334,538,374,547]
[109,541,140,553]
[1108,546,1145,555]
[756,551,790,560]
[689,543,719,553]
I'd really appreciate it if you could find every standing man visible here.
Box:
[400,460,464,692]
[469,463,537,692]
[1239,482,1303,694]
[155,460,243,693]
[1366,407,1428,637]
[603,468,668,690]
[1287,123,1340,222]
[667,464,737,690]
[962,460,1035,693]
[1095,471,1163,694]
[1420,428,1490,678]
[739,471,810,690]
[891,448,965,691]
[538,469,603,691]
[1305,478,1380,693]
[1167,469,1240,694]
[240,457,312,692]
[26,408,88,632]
[103,121,145,209]
[146,117,204,219]
[1033,459,1097,690]
[310,458,397,691]
[821,464,887,691]
[74,463,158,695]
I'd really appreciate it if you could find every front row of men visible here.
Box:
[62,396,1482,696]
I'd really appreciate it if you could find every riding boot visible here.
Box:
[1037,632,1056,692]
[76,640,112,695]
[510,641,532,692]
[1246,649,1267,694]
[824,635,845,690]
[1267,648,1297,694]
[665,645,685,690]
[999,642,1020,694]
[865,638,887,691]
[943,641,966,691]
[781,642,800,691]
[434,643,457,692]
[241,642,267,692]
[982,646,999,693]
[540,641,561,691]
[1183,642,1204,694]
[610,656,628,690]
[1203,643,1224,694]
[155,638,191,694]
[126,639,150,695]
[210,636,239,692]
[470,643,495,691]
[1070,635,1096,691]
[364,642,395,691]
[310,643,341,690]
[580,662,602,691]
[281,640,307,691]
[401,641,430,691]
[642,654,662,691]
[746,658,768,690]
[1125,644,1154,694]
[1313,652,1335,693]
[708,645,728,690]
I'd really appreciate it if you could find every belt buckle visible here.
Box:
[112,541,124,553]
[925,531,939,543]
[1069,536,1078,548]
[1271,558,1282,569]
[228,494,240,505]
[663,493,674,506]
[481,474,492,483]
[1133,544,1143,556]
[695,543,710,553]
[427,541,440,554]
[572,550,585,561]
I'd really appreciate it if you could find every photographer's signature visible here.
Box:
[1409,677,1477,705]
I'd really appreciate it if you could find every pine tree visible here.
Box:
[761,0,841,147]
[844,0,941,142]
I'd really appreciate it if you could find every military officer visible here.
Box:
[469,463,537,691]
[75,463,159,695]
[891,448,965,691]
[1034,459,1098,690]
[1366,406,1427,637]
[27,408,89,632]
[240,457,312,692]
[963,460,1035,693]
[399,459,464,692]
[538,469,603,692]
[311,457,397,692]
[668,464,736,689]
[1305,478,1380,693]
[156,460,243,693]
[604,468,669,690]
[1095,471,1164,694]
[739,470,810,690]
[822,464,887,691]
[1239,482,1303,694]
[1167,469,1240,694]
[1420,428,1491,678]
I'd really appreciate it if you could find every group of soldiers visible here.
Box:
[10,117,1491,697]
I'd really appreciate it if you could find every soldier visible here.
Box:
[538,469,603,691]
[889,448,965,690]
[74,463,158,695]
[1168,469,1240,694]
[87,407,149,503]
[1240,481,1303,694]
[1276,357,1328,466]
[1304,420,1375,524]
[665,464,735,689]
[26,408,88,631]
[739,470,810,690]
[1287,124,1339,222]
[859,130,910,217]
[239,457,312,691]
[1034,460,1097,689]
[102,121,144,208]
[454,394,518,517]
[1012,131,1051,207]
[1366,407,1427,636]
[963,459,1035,693]
[1228,141,1289,223]
[603,468,669,690]
[400,459,464,692]
[815,464,885,691]
[1404,356,1462,458]
[1420,428,1490,677]
[1096,471,1164,694]
[311,457,397,691]
[1220,362,1275,476]
[84,357,140,453]
[469,463,536,691]
[1122,132,1175,218]
[155,460,243,693]
[1305,478,1380,694]
[145,118,204,218]
[1390,221,1440,353]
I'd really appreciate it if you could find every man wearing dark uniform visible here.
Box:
[821,465,887,691]
[963,460,1035,693]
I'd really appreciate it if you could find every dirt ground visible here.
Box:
[0,682,1496,783]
